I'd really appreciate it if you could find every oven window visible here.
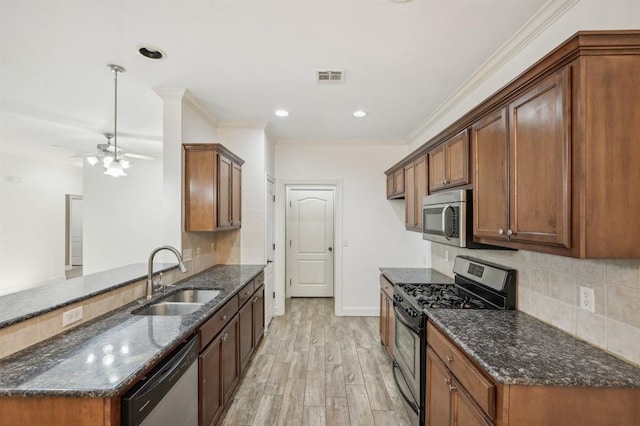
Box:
[395,319,415,376]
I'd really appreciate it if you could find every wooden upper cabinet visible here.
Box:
[183,144,244,232]
[429,129,469,192]
[405,155,429,231]
[508,68,571,247]
[472,109,509,241]
[386,167,405,199]
[472,69,571,248]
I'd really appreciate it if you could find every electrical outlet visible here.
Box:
[579,286,595,313]
[196,247,201,257]
[183,248,193,261]
[444,249,449,262]
[62,306,83,327]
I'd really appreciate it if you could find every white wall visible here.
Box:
[275,143,429,315]
[0,154,82,295]
[82,159,164,274]
[408,0,640,151]
[216,125,267,264]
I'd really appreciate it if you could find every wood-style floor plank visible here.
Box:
[222,298,411,426]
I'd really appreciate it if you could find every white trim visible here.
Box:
[276,180,343,316]
[341,307,379,317]
[407,0,579,145]
[217,121,269,129]
[277,138,406,146]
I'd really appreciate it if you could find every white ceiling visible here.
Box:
[0,0,550,166]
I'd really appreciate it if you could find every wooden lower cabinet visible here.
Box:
[426,321,640,426]
[253,284,265,347]
[238,299,253,374]
[200,313,239,426]
[379,275,394,356]
[0,397,118,426]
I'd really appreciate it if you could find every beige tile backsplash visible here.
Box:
[431,243,640,366]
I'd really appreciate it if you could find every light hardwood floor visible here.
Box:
[221,298,412,426]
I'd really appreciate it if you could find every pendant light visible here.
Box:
[104,64,127,177]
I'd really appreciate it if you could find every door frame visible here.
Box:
[264,174,276,328]
[276,180,343,316]
[65,194,83,269]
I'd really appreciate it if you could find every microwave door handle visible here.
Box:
[442,204,453,239]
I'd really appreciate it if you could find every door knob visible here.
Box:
[498,228,504,235]
[507,229,513,236]
[328,247,333,252]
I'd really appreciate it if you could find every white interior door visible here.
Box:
[287,187,334,297]
[70,196,83,266]
[265,176,276,326]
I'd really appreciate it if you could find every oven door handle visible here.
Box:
[392,360,419,412]
[393,305,420,334]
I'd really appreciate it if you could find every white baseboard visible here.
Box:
[340,307,379,317]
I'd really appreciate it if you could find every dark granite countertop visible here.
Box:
[0,263,180,328]
[0,264,264,397]
[379,267,454,285]
[427,309,640,388]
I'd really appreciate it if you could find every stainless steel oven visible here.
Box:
[392,301,423,426]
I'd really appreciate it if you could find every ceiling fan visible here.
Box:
[75,133,155,171]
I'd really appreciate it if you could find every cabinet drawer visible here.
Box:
[380,275,394,299]
[238,280,255,307]
[199,296,239,350]
[254,271,265,287]
[427,322,496,419]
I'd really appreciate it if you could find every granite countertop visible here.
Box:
[427,309,640,388]
[0,264,264,397]
[0,263,180,328]
[379,267,454,285]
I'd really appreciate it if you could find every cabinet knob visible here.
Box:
[253,296,258,303]
[498,228,504,235]
[448,383,456,392]
[221,333,228,342]
[444,377,450,384]
[221,315,227,321]
[507,229,513,236]
[442,180,446,185]
[446,355,454,363]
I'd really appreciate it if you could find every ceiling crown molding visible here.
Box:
[407,0,579,145]
[277,138,406,146]
[152,88,220,127]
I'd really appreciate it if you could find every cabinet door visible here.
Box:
[253,285,265,347]
[394,168,405,195]
[231,162,242,227]
[221,314,239,404]
[404,162,416,228]
[386,174,395,198]
[217,154,232,228]
[414,155,428,231]
[452,377,492,426]
[238,300,253,374]
[386,296,394,357]
[379,289,388,347]
[429,145,447,192]
[199,335,222,426]
[508,69,571,247]
[184,149,216,231]
[426,349,452,426]
[472,108,509,241]
[445,129,469,188]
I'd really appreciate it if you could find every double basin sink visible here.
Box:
[134,289,221,316]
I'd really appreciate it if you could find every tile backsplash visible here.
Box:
[431,243,640,367]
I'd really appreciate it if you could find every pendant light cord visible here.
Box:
[113,68,119,162]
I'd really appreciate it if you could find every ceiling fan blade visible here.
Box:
[123,152,156,160]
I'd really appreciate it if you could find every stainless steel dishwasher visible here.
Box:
[121,336,198,426]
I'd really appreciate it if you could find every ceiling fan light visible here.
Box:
[104,160,127,177]
[103,156,113,167]
[87,156,99,166]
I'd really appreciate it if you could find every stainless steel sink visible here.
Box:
[160,289,220,304]
[133,289,220,316]
[135,302,204,316]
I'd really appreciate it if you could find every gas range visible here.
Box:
[391,256,516,426]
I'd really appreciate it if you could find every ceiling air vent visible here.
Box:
[316,69,345,83]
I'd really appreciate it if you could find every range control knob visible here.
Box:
[394,295,403,302]
[406,307,418,318]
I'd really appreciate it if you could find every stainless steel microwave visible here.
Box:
[422,189,503,249]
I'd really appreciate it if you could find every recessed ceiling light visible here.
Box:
[353,110,367,118]
[275,110,289,117]
[138,46,165,60]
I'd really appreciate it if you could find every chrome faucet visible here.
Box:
[146,245,188,299]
